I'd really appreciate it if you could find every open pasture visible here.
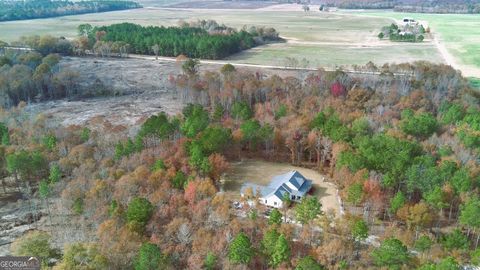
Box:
[0,8,392,43]
[225,41,442,68]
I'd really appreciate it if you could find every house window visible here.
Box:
[274,202,277,206]
[265,200,267,204]
[291,195,295,200]
[297,196,302,200]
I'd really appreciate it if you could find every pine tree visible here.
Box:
[134,243,167,270]
[48,164,61,184]
[271,234,290,268]
[269,209,282,225]
[204,252,217,270]
[228,232,254,265]
[261,229,279,258]
[295,196,322,225]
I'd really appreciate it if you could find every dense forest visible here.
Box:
[1,45,480,268]
[322,0,397,9]
[87,21,281,59]
[322,0,480,13]
[394,0,480,13]
[0,0,141,21]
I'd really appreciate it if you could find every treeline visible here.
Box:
[0,38,114,106]
[87,22,280,59]
[3,23,280,61]
[0,51,76,107]
[0,0,141,22]
[394,0,480,13]
[324,0,397,9]
[323,0,480,13]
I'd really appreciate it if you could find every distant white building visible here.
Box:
[240,170,313,208]
[402,17,418,26]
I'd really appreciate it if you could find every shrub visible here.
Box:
[11,231,60,267]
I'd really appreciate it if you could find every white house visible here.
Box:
[402,17,418,27]
[240,170,313,208]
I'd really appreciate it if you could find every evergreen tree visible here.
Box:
[134,243,167,270]
[271,234,290,268]
[48,164,61,184]
[261,229,279,258]
[294,196,322,225]
[269,209,282,225]
[204,252,217,270]
[389,191,406,216]
[295,256,324,270]
[351,219,369,242]
[126,197,153,229]
[80,127,90,142]
[371,238,410,269]
[228,232,254,265]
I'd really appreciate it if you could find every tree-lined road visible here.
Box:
[128,53,415,77]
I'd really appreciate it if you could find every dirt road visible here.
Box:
[432,33,480,78]
[128,53,414,77]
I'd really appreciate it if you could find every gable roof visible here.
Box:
[241,170,313,201]
[266,170,311,200]
[268,170,305,190]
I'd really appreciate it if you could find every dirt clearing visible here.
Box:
[24,57,184,128]
[222,159,342,215]
[24,56,305,129]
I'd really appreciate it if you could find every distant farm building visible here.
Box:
[240,170,313,208]
[402,17,418,25]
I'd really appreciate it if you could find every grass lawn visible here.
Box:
[222,159,341,214]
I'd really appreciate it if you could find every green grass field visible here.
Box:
[226,42,442,68]
[0,7,447,69]
[0,8,391,43]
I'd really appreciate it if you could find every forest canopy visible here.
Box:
[322,0,480,13]
[88,22,281,59]
[1,59,480,269]
[0,0,141,21]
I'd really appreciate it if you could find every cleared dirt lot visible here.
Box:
[25,56,304,128]
[25,56,183,128]
[223,159,342,215]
